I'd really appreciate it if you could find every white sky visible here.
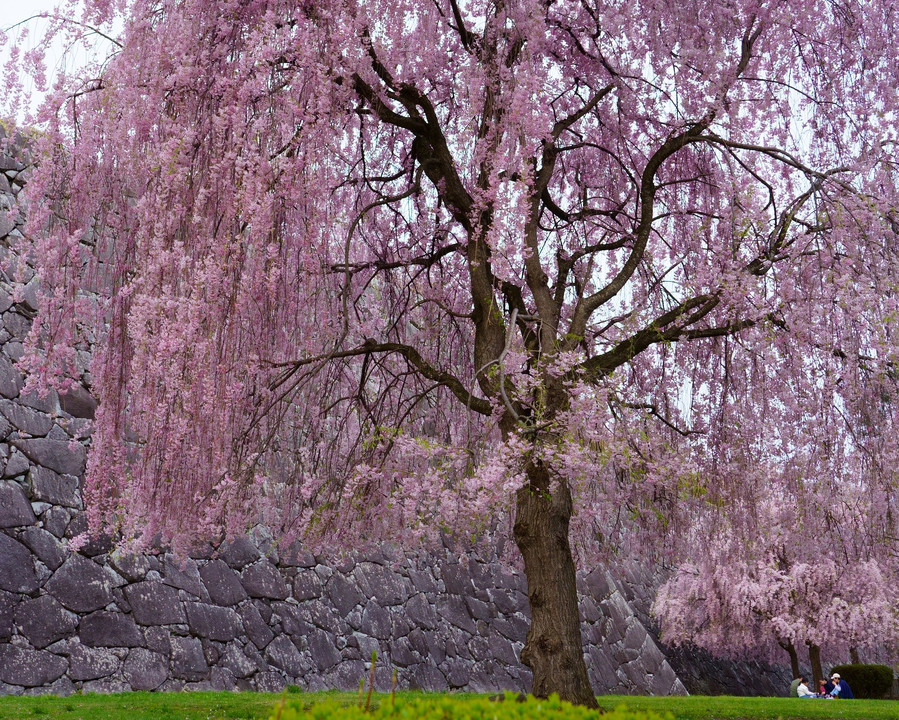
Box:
[1,0,106,122]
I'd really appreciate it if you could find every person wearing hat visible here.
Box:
[829,673,855,699]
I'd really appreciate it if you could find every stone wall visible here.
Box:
[0,126,691,697]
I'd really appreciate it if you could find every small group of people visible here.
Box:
[794,673,854,699]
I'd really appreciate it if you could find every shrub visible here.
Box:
[271,693,673,720]
[830,664,894,699]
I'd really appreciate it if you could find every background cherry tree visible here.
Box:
[5,0,899,704]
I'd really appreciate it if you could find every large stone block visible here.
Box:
[0,400,53,437]
[437,595,477,634]
[358,602,392,640]
[308,628,341,670]
[14,595,77,648]
[0,531,38,592]
[58,385,97,419]
[19,527,66,571]
[185,602,242,642]
[26,467,81,509]
[326,573,364,616]
[44,554,114,612]
[265,635,308,677]
[355,562,409,606]
[12,439,86,477]
[125,581,186,625]
[199,559,247,606]
[80,611,144,647]
[0,480,35,527]
[0,645,68,687]
[219,643,257,679]
[292,570,323,601]
[123,648,168,691]
[171,636,209,681]
[220,537,260,569]
[0,589,14,640]
[68,643,120,681]
[239,604,274,649]
[0,356,23,399]
[161,557,206,599]
[241,560,289,599]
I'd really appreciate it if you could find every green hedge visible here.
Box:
[272,693,672,720]
[830,664,894,699]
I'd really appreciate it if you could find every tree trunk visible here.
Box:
[513,460,597,708]
[849,647,860,664]
[808,643,824,687]
[780,641,800,680]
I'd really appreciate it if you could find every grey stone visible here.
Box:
[358,602,392,640]
[279,542,316,567]
[0,645,68,687]
[171,636,208,681]
[240,560,289,599]
[80,611,144,647]
[271,601,310,637]
[161,557,206,599]
[441,563,474,596]
[2,312,29,341]
[186,602,242,641]
[144,626,171,656]
[255,671,287,692]
[58,385,97,419]
[12,438,86,476]
[308,628,341,670]
[109,552,150,583]
[41,506,69,537]
[0,480,35,527]
[220,537,260,569]
[299,598,340,633]
[26,466,81,508]
[408,568,438,594]
[409,663,446,691]
[199,558,247,606]
[387,636,417,667]
[219,643,257,678]
[0,356,23,399]
[19,527,66,570]
[80,678,131,694]
[327,573,364,616]
[293,570,323,601]
[265,635,308,677]
[23,676,76,697]
[465,596,493,621]
[437,595,477,634]
[405,593,438,629]
[2,449,29,478]
[0,589,13,639]
[356,562,409,606]
[125,581,186,625]
[239,604,274,649]
[14,595,76,648]
[45,554,114,611]
[210,666,237,691]
[0,400,52,437]
[124,648,168,691]
[0,531,38,592]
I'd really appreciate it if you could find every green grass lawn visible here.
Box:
[0,691,894,720]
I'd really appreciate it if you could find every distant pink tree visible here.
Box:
[7,0,899,704]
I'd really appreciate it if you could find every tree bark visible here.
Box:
[849,647,860,664]
[513,460,597,708]
[780,641,800,680]
[808,643,824,687]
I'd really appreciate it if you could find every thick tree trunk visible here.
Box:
[808,643,824,687]
[849,647,860,664]
[513,460,597,708]
[780,641,800,680]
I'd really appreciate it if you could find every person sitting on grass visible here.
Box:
[797,678,816,698]
[830,673,854,699]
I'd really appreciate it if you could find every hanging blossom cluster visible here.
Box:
[2,0,898,567]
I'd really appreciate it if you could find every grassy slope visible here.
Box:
[0,691,894,720]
